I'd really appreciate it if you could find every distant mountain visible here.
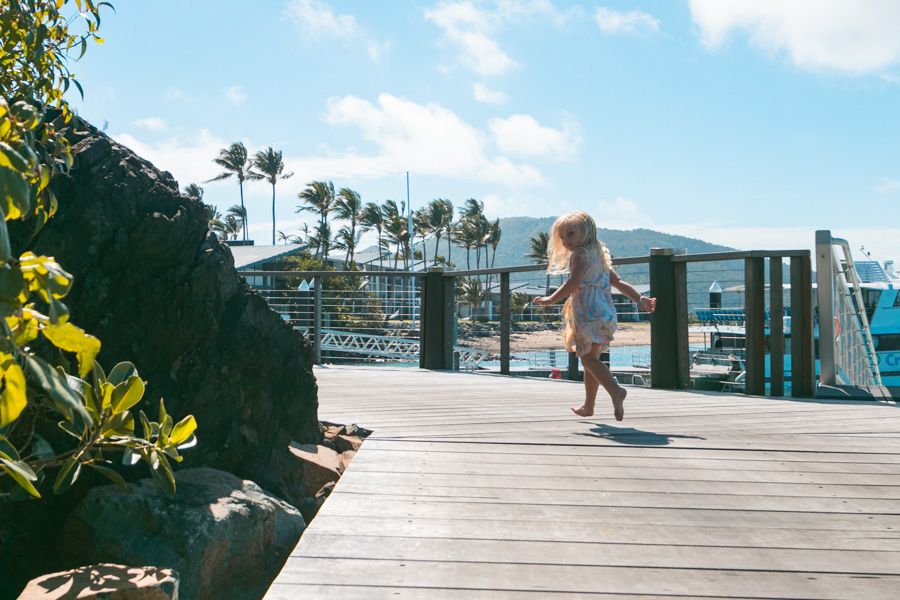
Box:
[488,217,735,269]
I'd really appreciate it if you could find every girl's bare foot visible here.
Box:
[571,404,594,417]
[611,387,627,421]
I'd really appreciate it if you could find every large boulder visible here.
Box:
[11,122,321,488]
[60,468,305,600]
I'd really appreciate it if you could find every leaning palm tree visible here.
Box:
[249,147,293,245]
[307,220,332,259]
[526,231,551,293]
[297,180,336,258]
[207,142,252,241]
[436,199,455,267]
[381,199,406,269]
[333,225,362,268]
[334,188,363,265]
[360,201,386,269]
[413,207,432,269]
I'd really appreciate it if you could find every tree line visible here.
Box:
[185,141,514,273]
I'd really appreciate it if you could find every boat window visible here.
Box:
[894,291,900,307]
[872,334,900,351]
[862,289,881,322]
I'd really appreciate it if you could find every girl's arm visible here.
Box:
[610,269,657,313]
[532,250,587,306]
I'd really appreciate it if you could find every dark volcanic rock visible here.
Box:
[11,123,321,488]
[60,468,305,600]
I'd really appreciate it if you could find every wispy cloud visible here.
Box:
[690,0,900,74]
[284,0,390,61]
[874,178,900,193]
[488,113,580,160]
[164,88,190,102]
[225,86,247,105]
[425,0,579,78]
[131,117,166,131]
[473,82,508,104]
[595,7,661,36]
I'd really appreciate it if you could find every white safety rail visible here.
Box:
[296,327,489,369]
[815,230,882,387]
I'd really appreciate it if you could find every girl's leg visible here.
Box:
[578,344,627,421]
[572,348,601,417]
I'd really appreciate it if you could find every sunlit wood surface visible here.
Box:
[265,366,900,599]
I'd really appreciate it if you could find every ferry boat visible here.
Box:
[690,258,900,390]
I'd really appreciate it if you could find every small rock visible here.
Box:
[18,564,178,599]
[333,434,363,453]
[287,443,342,495]
[339,450,356,472]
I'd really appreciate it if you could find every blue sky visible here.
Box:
[71,1,900,260]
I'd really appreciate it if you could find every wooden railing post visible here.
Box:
[791,254,815,397]
[769,258,785,397]
[744,256,766,395]
[420,269,451,369]
[313,276,322,365]
[444,275,457,370]
[650,248,689,389]
[500,271,511,374]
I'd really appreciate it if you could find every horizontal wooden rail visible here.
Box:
[670,250,809,263]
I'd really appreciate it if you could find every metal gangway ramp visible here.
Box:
[265,366,900,599]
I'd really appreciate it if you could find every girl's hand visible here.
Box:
[532,296,553,306]
[638,296,657,313]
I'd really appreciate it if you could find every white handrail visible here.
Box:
[815,230,882,387]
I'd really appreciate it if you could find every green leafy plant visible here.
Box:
[0,1,197,499]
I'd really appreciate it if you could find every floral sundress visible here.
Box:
[562,248,617,356]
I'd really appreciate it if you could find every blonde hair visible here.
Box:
[547,210,612,273]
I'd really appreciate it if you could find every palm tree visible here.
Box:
[457,277,484,317]
[413,207,431,269]
[526,231,551,293]
[297,180,335,258]
[307,221,332,259]
[333,225,362,268]
[421,199,451,267]
[207,205,226,238]
[249,147,293,245]
[360,202,386,269]
[334,188,363,266]
[381,199,407,269]
[184,183,204,201]
[207,142,252,241]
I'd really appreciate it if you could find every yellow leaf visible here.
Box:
[169,415,197,446]
[41,322,101,378]
[0,354,27,428]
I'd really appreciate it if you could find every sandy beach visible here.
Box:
[457,322,706,353]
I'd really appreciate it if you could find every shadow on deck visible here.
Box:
[265,366,900,599]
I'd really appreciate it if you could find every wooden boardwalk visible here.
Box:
[265,366,900,599]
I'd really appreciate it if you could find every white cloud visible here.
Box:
[425,2,516,77]
[320,93,543,186]
[595,7,661,36]
[284,0,358,38]
[594,197,652,230]
[113,129,230,189]
[690,0,900,73]
[488,114,580,160]
[473,82,508,104]
[225,86,247,105]
[131,117,166,131]
[284,0,390,61]
[424,1,579,77]
[874,178,900,193]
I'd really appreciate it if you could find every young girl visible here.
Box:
[532,211,656,420]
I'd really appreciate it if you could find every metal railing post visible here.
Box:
[421,269,450,369]
[815,230,836,386]
[313,276,322,365]
[650,248,689,389]
[744,256,766,395]
[769,258,785,396]
[791,253,815,397]
[500,271,511,375]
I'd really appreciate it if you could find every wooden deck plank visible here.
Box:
[265,366,900,599]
